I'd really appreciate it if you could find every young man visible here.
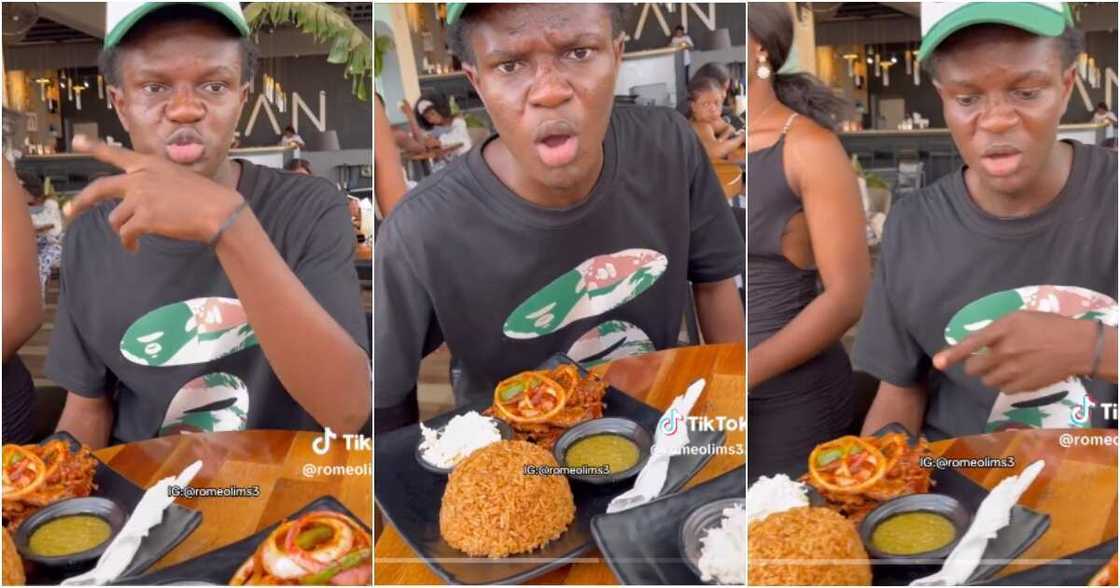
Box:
[374,3,744,432]
[856,2,1117,439]
[669,25,695,81]
[46,2,370,447]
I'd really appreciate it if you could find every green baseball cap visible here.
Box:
[446,3,472,26]
[104,1,250,48]
[917,2,1073,62]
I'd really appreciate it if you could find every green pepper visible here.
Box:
[300,548,371,585]
[848,445,863,455]
[7,452,23,467]
[295,524,334,550]
[499,381,526,403]
[816,449,843,467]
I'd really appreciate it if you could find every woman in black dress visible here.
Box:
[3,159,45,444]
[746,4,870,479]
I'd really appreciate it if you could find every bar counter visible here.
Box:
[839,123,1107,184]
[15,145,293,192]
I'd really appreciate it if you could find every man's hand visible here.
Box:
[932,310,1097,393]
[67,135,244,252]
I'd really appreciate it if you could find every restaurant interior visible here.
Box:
[375,1,746,421]
[802,2,1117,217]
[2,2,375,435]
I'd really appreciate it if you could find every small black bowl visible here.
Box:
[859,493,971,567]
[14,497,126,568]
[415,416,513,475]
[552,417,652,484]
[679,498,745,585]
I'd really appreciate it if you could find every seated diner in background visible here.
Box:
[400,93,473,163]
[688,76,745,162]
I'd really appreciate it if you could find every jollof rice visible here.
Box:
[748,506,872,585]
[439,440,575,557]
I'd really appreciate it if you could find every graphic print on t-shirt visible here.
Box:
[120,297,259,366]
[503,249,667,340]
[944,285,1118,432]
[159,372,249,435]
[567,320,655,366]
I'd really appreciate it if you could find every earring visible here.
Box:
[756,55,772,80]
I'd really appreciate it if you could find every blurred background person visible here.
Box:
[19,172,64,299]
[746,2,870,479]
[688,76,744,161]
[668,24,695,79]
[401,93,472,164]
[278,124,306,150]
[285,158,314,176]
[691,62,743,130]
[1092,101,1118,144]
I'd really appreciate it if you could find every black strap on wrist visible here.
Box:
[208,200,249,248]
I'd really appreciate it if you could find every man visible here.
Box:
[46,2,370,447]
[279,124,306,150]
[374,3,744,432]
[669,25,695,81]
[857,2,1117,439]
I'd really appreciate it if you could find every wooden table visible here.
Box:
[374,343,746,585]
[93,430,372,572]
[929,428,1118,579]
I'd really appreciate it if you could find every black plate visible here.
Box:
[15,432,202,585]
[374,353,725,585]
[977,540,1117,586]
[591,466,745,585]
[112,496,369,585]
[865,424,1051,586]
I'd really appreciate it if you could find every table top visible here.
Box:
[928,428,1117,579]
[93,430,372,573]
[374,342,746,585]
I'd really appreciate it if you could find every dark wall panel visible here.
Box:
[60,55,372,150]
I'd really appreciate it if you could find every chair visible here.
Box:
[712,161,743,199]
[629,83,671,107]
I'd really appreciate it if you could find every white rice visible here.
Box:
[697,502,747,585]
[747,474,809,523]
[418,411,501,469]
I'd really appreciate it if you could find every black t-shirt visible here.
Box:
[375,104,744,430]
[46,160,369,443]
[854,140,1118,439]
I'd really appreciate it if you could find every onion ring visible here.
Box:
[492,371,568,424]
[2,446,47,501]
[808,435,888,494]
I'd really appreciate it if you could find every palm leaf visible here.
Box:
[244,2,373,101]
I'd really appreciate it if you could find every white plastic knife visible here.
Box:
[62,459,203,586]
